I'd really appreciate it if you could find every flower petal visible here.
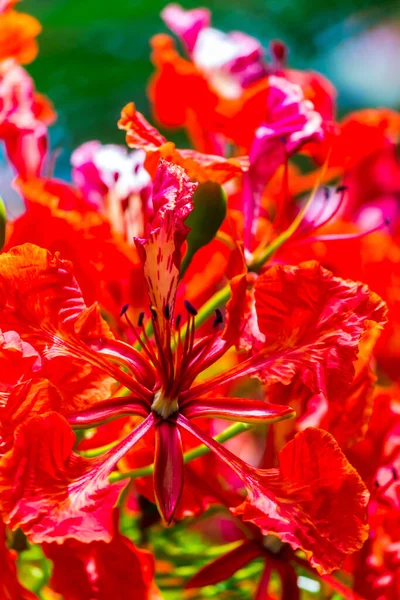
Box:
[154,420,184,524]
[182,396,295,424]
[43,511,160,600]
[0,378,63,454]
[161,4,210,54]
[0,412,154,543]
[253,261,387,400]
[0,244,123,410]
[177,415,369,574]
[119,103,248,184]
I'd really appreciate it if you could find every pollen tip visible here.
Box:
[392,466,398,481]
[336,184,348,193]
[213,308,223,328]
[322,186,330,200]
[374,480,380,488]
[184,299,198,316]
[138,311,145,327]
[175,314,182,329]
[164,304,171,320]
[385,217,391,226]
[120,304,129,317]
[150,305,157,320]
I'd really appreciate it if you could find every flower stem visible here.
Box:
[77,440,119,458]
[109,421,250,483]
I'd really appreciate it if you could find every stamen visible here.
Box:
[392,466,398,481]
[150,305,157,320]
[164,304,171,320]
[175,314,182,329]
[295,219,388,245]
[308,185,347,232]
[184,300,198,316]
[120,304,129,317]
[213,308,223,328]
[138,311,145,327]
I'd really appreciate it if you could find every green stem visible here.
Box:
[109,421,250,483]
[77,440,119,458]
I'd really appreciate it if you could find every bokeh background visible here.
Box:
[17,0,400,179]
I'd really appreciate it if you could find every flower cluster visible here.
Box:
[0,2,399,599]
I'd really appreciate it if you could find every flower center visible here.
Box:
[151,389,179,419]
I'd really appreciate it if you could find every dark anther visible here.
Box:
[385,217,391,226]
[164,304,171,320]
[279,135,287,145]
[374,480,380,488]
[336,185,348,194]
[120,304,129,317]
[138,311,145,327]
[392,466,398,481]
[184,300,198,316]
[175,314,182,329]
[323,186,330,200]
[150,305,157,320]
[213,308,223,328]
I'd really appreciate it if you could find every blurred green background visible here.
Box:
[22,0,400,178]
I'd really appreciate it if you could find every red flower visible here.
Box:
[0,62,55,178]
[43,511,161,600]
[0,237,383,572]
[118,102,249,184]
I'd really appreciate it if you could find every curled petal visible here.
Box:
[119,103,248,184]
[0,10,41,64]
[154,420,184,524]
[253,261,387,399]
[0,329,41,392]
[182,396,295,424]
[161,4,210,54]
[0,378,63,454]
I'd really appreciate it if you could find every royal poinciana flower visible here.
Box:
[0,2,41,65]
[118,101,249,184]
[0,165,386,574]
[161,3,267,99]
[43,510,161,600]
[242,74,324,252]
[71,142,153,240]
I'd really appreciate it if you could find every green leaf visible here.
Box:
[0,196,6,252]
[180,181,227,278]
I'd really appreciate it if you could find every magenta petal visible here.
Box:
[153,420,184,525]
[182,396,295,424]
[161,4,210,54]
[187,540,262,588]
[67,396,150,428]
